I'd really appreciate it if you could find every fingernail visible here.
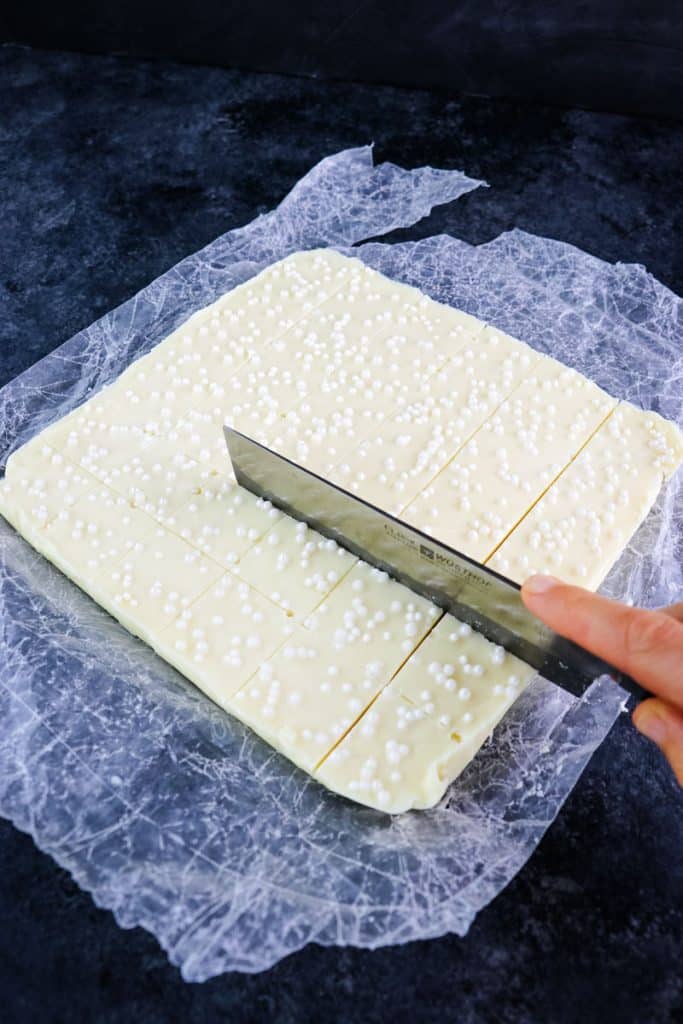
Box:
[523,574,560,596]
[634,705,667,745]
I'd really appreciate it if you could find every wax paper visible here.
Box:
[0,147,680,980]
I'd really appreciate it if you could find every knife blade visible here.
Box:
[224,426,644,701]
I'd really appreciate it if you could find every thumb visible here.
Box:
[633,698,683,786]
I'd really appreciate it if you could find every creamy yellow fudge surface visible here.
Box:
[1,249,682,813]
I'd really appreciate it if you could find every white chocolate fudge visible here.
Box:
[232,562,441,771]
[131,259,486,478]
[170,407,232,472]
[225,277,484,464]
[489,402,683,587]
[168,309,263,381]
[0,440,95,536]
[46,395,149,468]
[217,287,421,454]
[301,560,440,655]
[116,450,209,519]
[330,326,540,513]
[95,360,203,435]
[2,249,681,815]
[103,439,210,519]
[120,299,272,404]
[403,358,617,561]
[261,317,487,477]
[236,516,357,616]
[281,247,357,287]
[46,403,214,516]
[154,572,294,707]
[316,614,536,813]
[152,256,401,468]
[216,250,351,333]
[162,477,282,568]
[33,485,224,642]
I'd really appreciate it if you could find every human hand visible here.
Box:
[521,574,683,786]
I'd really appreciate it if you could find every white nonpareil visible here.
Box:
[1,248,682,813]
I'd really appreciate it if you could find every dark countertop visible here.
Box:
[1,43,682,1024]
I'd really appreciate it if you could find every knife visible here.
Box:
[224,426,644,702]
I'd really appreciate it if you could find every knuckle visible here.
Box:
[623,609,680,659]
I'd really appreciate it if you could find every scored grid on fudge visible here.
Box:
[159,477,283,568]
[402,357,618,561]
[154,572,295,710]
[328,325,541,513]
[0,441,96,535]
[316,615,537,813]
[235,515,357,615]
[220,275,484,475]
[1,248,682,813]
[268,310,484,478]
[8,482,224,645]
[232,561,441,772]
[488,402,683,587]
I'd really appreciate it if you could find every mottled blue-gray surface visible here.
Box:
[1,43,682,1024]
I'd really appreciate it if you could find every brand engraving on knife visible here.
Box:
[384,522,418,550]
[384,523,492,590]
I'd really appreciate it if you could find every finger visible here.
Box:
[661,602,683,622]
[521,575,683,705]
[633,698,683,787]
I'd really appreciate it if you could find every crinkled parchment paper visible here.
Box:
[1,147,681,980]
